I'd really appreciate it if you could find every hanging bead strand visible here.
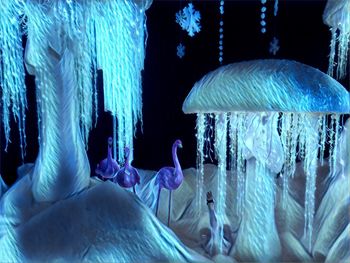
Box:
[218,0,224,64]
[260,0,267,34]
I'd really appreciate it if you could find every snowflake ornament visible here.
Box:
[269,37,280,55]
[176,3,201,37]
[177,43,185,58]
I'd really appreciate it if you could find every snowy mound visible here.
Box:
[182,59,350,114]
[274,160,349,262]
[0,177,208,263]
[139,160,349,262]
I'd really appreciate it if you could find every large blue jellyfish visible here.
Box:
[183,59,350,261]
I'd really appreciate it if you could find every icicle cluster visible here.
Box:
[280,113,299,210]
[195,113,206,217]
[214,113,228,254]
[324,0,350,79]
[1,0,149,163]
[195,111,344,253]
[301,115,319,251]
[94,0,148,162]
[327,27,350,79]
[0,0,27,158]
[230,113,246,218]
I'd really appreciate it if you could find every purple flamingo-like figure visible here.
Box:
[155,139,183,227]
[95,137,120,180]
[116,147,140,194]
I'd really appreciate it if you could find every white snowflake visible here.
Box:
[177,43,185,58]
[269,37,280,56]
[176,3,201,37]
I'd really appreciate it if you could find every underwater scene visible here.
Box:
[0,0,349,262]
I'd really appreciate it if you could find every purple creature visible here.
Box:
[155,139,183,226]
[95,137,120,180]
[116,147,140,194]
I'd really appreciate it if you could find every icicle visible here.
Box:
[236,112,246,218]
[324,0,350,79]
[303,114,319,252]
[327,26,350,79]
[289,113,299,179]
[0,0,27,157]
[328,114,336,179]
[280,113,291,209]
[89,18,99,128]
[319,114,327,165]
[94,0,148,162]
[228,112,238,218]
[327,28,337,77]
[204,113,215,161]
[228,113,238,177]
[330,114,340,180]
[336,29,349,79]
[195,113,206,217]
[113,115,117,160]
[214,113,228,254]
[298,114,306,161]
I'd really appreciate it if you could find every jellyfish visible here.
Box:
[182,59,350,259]
[323,0,350,79]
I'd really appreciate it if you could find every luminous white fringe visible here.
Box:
[0,0,27,158]
[195,113,205,217]
[1,0,149,163]
[214,113,228,254]
[323,0,350,79]
[302,115,319,252]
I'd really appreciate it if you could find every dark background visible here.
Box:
[1,0,349,186]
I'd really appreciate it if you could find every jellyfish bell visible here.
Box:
[183,60,350,114]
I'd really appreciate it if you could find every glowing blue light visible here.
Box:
[274,0,279,16]
[175,3,201,37]
[177,43,185,59]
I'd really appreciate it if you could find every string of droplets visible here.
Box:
[218,0,224,64]
[260,0,267,34]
